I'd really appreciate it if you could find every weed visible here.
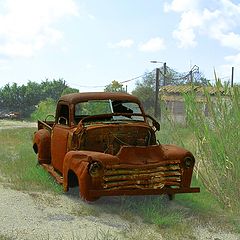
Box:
[184,84,240,212]
[0,127,62,193]
[0,235,11,240]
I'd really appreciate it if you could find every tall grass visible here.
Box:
[0,127,62,193]
[184,83,240,212]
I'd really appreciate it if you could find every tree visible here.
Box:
[131,68,210,117]
[31,98,56,121]
[104,80,125,92]
[132,72,155,116]
[162,66,209,86]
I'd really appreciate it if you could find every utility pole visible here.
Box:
[189,70,193,84]
[163,62,167,86]
[154,68,160,119]
[231,67,234,87]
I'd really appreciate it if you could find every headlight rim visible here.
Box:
[88,161,103,177]
[184,156,195,168]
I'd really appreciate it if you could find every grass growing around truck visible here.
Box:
[184,85,240,213]
[0,124,62,193]
[157,83,240,232]
[0,118,239,237]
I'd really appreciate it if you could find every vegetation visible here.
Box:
[0,79,78,118]
[184,83,240,212]
[155,82,240,230]
[0,125,62,193]
[132,71,155,116]
[104,80,125,92]
[31,98,56,121]
[132,68,208,117]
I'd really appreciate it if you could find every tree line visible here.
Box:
[0,79,78,118]
[0,67,209,119]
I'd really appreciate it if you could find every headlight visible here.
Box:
[184,157,194,168]
[88,161,103,177]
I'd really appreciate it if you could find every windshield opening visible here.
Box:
[74,99,144,123]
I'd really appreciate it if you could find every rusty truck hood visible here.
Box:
[72,122,156,155]
[69,143,191,166]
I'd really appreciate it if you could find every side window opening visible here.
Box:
[58,104,69,125]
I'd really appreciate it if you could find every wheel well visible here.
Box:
[67,170,79,188]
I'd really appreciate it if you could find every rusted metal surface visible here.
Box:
[33,92,200,201]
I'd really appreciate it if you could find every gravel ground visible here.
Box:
[0,184,164,240]
[1,184,239,240]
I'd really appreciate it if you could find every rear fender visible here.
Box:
[33,129,51,164]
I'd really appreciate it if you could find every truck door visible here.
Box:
[51,104,70,174]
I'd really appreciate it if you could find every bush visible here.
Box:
[31,98,56,121]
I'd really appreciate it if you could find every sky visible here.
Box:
[0,0,240,92]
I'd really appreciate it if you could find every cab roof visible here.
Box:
[58,92,141,105]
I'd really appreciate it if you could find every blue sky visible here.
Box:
[0,0,240,92]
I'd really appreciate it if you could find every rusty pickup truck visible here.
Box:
[33,92,200,201]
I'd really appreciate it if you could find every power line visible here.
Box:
[67,71,155,89]
[119,71,154,84]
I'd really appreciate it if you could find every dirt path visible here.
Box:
[0,184,164,240]
[0,120,37,130]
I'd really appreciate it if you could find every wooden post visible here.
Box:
[231,67,234,87]
[154,68,160,119]
[163,62,167,86]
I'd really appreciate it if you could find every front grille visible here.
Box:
[102,160,182,190]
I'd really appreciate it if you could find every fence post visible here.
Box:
[154,68,160,119]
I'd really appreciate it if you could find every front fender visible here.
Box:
[62,151,118,200]
[63,151,89,191]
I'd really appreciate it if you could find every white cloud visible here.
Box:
[138,37,165,52]
[108,39,134,49]
[218,32,240,50]
[166,0,240,50]
[173,28,197,48]
[164,0,199,13]
[0,0,78,58]
[225,52,240,64]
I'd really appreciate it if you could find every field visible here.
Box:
[0,118,239,239]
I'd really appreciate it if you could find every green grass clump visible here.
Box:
[0,127,62,193]
[96,196,185,227]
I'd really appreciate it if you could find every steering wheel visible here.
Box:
[58,116,68,125]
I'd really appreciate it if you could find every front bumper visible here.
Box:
[89,187,200,197]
